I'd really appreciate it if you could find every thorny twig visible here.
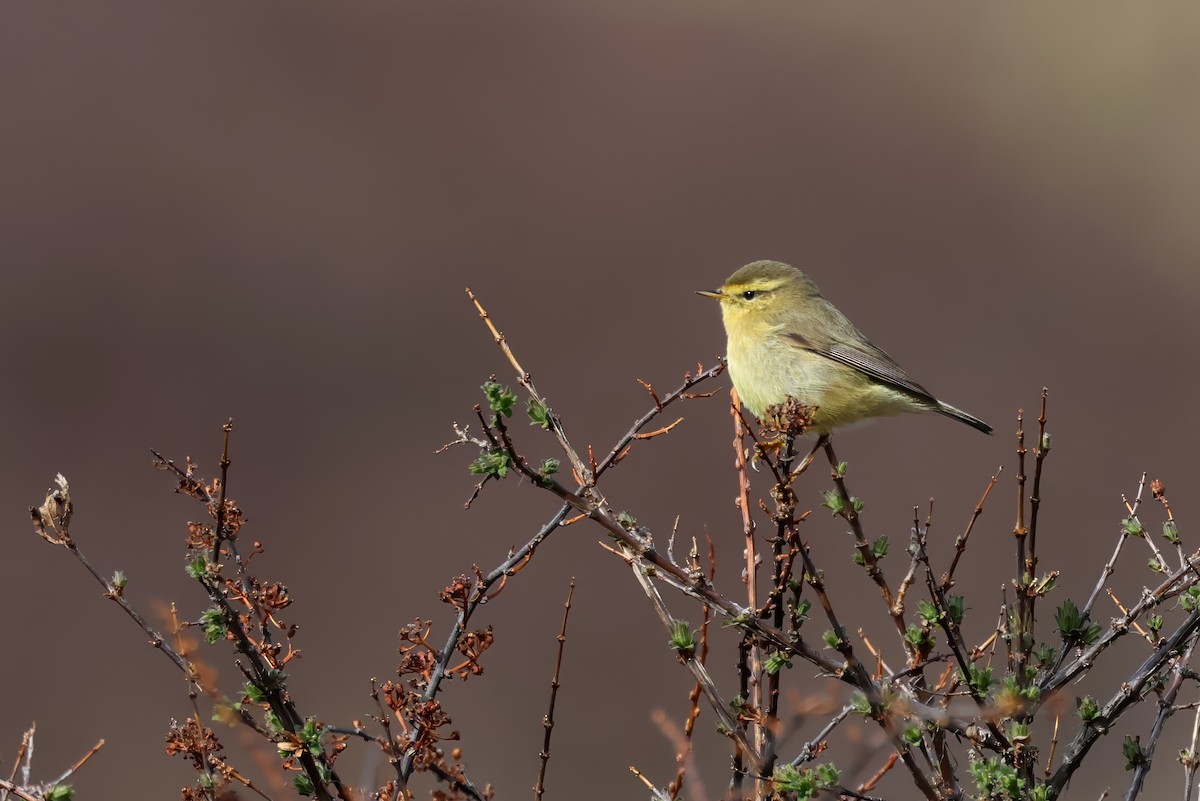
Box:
[410,351,725,789]
[534,579,576,801]
[1183,703,1200,799]
[32,279,1200,801]
[667,536,716,801]
[159,435,349,801]
[1050,609,1200,794]
[1124,635,1200,800]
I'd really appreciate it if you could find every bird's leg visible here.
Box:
[789,434,827,479]
[752,435,785,470]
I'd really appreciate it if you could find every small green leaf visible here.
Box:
[795,598,811,618]
[848,691,872,716]
[1123,735,1146,770]
[1184,590,1199,612]
[961,665,994,696]
[294,774,316,796]
[969,756,1024,798]
[482,382,516,418]
[905,624,933,652]
[668,620,697,656]
[772,762,839,799]
[1055,598,1094,642]
[200,607,228,644]
[946,595,966,625]
[764,652,793,675]
[299,717,323,749]
[918,599,940,624]
[526,397,551,429]
[871,535,889,558]
[1033,642,1056,667]
[469,448,512,479]
[722,611,752,628]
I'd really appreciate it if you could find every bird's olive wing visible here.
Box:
[781,331,936,402]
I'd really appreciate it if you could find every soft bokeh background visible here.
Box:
[2,2,1198,798]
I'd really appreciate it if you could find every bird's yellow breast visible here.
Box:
[725,327,914,433]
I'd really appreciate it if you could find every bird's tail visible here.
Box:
[934,401,993,435]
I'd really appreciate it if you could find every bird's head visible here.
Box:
[696,260,820,330]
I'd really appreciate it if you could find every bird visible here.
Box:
[697,260,992,435]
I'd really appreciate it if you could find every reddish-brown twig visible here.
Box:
[941,470,1001,592]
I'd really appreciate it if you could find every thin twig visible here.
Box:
[790,705,853,766]
[210,419,233,563]
[1183,702,1200,799]
[1049,609,1200,793]
[621,543,762,774]
[596,363,725,480]
[791,453,939,799]
[942,470,1001,591]
[467,288,591,485]
[915,526,1012,752]
[534,579,576,801]
[668,537,715,801]
[161,432,347,801]
[820,439,910,654]
[1026,390,1049,580]
[1011,406,1035,726]
[763,435,799,778]
[43,503,189,673]
[1044,706,1062,781]
[629,766,674,801]
[0,782,38,801]
[48,739,105,788]
[730,389,765,785]
[1125,635,1200,800]
[398,502,572,787]
[1,725,32,801]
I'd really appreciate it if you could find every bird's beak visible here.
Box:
[695,289,726,300]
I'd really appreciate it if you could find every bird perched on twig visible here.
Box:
[698,260,991,436]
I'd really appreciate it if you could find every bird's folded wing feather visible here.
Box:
[780,331,936,403]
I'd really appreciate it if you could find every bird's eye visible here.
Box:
[740,290,758,300]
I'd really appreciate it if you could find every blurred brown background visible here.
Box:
[2,2,1199,798]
